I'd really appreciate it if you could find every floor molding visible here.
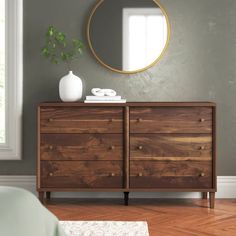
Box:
[0,176,235,198]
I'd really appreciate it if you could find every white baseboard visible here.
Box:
[0,176,235,199]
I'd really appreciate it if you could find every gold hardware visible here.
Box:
[48,118,54,122]
[110,146,115,150]
[138,146,143,150]
[199,172,205,177]
[110,173,115,177]
[199,118,205,122]
[138,173,143,177]
[199,146,205,150]
[49,173,53,177]
[49,145,53,150]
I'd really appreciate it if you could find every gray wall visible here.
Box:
[0,0,236,176]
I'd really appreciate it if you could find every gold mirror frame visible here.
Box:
[87,0,171,74]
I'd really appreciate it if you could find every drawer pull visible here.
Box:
[48,118,54,122]
[199,172,205,177]
[199,118,205,122]
[109,146,115,150]
[49,173,53,177]
[109,118,114,122]
[199,146,205,150]
[138,146,143,150]
[49,145,53,150]
[137,118,143,123]
[110,173,115,177]
[138,172,143,177]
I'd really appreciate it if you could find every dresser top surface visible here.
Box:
[39,102,216,107]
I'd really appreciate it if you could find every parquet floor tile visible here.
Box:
[46,199,236,236]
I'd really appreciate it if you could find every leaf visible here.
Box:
[56,32,66,42]
[41,47,50,57]
[47,26,56,37]
[41,26,84,66]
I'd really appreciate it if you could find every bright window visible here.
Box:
[0,0,5,143]
[123,8,167,71]
[0,0,22,160]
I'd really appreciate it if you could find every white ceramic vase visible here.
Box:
[59,71,83,102]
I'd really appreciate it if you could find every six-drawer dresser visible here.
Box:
[37,102,216,208]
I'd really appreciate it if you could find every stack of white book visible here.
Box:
[84,95,126,103]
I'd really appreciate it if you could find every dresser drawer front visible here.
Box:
[41,161,123,188]
[41,134,123,161]
[40,107,123,133]
[130,134,212,160]
[130,161,212,189]
[130,107,212,133]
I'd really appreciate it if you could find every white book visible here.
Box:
[86,96,122,101]
[84,99,126,103]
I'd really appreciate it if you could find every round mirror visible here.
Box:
[87,0,170,74]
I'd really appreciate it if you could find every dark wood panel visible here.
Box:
[130,107,212,133]
[37,103,216,208]
[130,161,212,189]
[40,107,123,133]
[39,102,216,107]
[41,134,123,161]
[41,161,123,188]
[130,134,212,160]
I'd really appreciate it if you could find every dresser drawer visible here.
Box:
[41,161,123,188]
[40,134,123,161]
[130,134,212,160]
[130,161,212,189]
[40,107,123,133]
[130,107,212,133]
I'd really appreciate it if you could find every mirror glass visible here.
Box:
[88,0,170,74]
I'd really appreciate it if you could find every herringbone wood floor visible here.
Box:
[46,198,236,236]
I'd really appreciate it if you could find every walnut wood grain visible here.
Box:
[40,107,123,133]
[39,102,216,107]
[124,107,130,189]
[130,107,212,133]
[130,161,212,189]
[41,161,123,188]
[41,134,123,161]
[130,134,212,160]
[37,102,216,208]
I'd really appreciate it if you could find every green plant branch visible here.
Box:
[41,26,84,71]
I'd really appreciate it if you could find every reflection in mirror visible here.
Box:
[88,0,170,73]
[123,8,167,71]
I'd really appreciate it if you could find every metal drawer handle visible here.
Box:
[48,118,54,122]
[109,146,115,150]
[49,145,53,150]
[109,118,114,122]
[138,146,143,150]
[199,118,205,122]
[137,118,143,122]
[138,172,143,177]
[199,146,205,150]
[110,173,115,177]
[49,173,53,177]
[199,172,205,177]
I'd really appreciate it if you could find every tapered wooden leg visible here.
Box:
[202,192,208,199]
[209,192,215,209]
[46,191,51,200]
[38,191,44,204]
[124,192,129,206]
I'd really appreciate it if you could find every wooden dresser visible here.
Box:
[37,102,216,208]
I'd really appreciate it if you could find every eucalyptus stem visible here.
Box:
[41,26,84,70]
